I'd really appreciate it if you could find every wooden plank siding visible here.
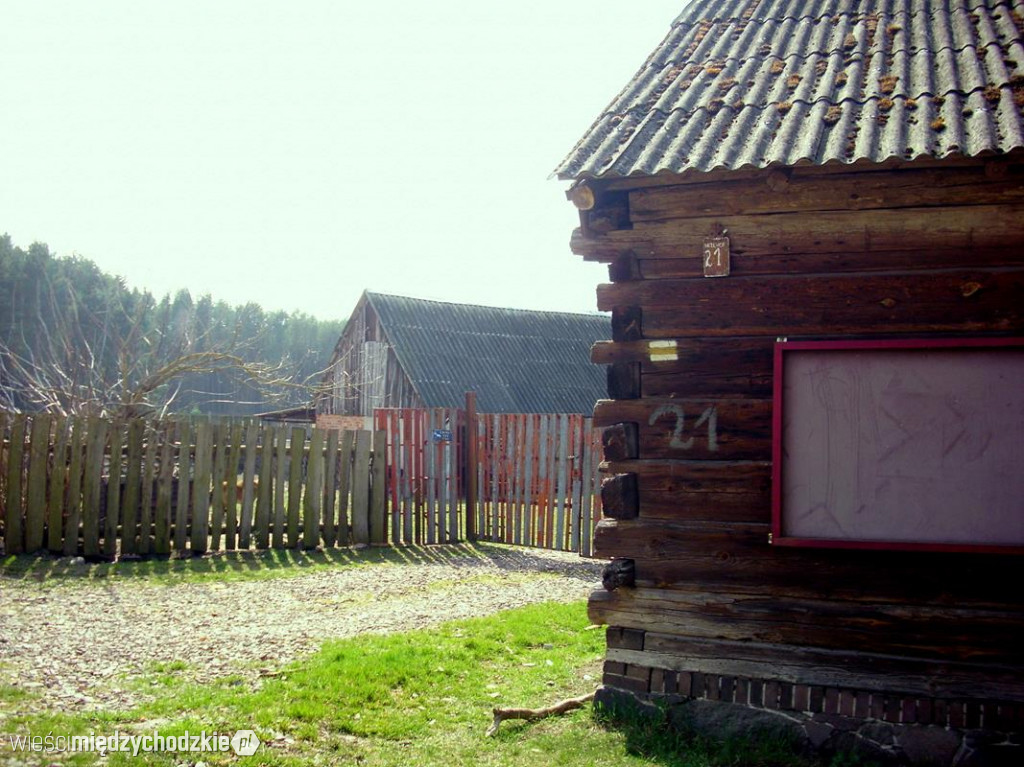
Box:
[318,295,425,417]
[576,156,1024,704]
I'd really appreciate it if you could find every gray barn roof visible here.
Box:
[366,292,609,414]
[555,0,1024,179]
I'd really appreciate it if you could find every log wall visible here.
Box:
[576,155,1024,709]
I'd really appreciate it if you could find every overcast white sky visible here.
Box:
[1,1,685,320]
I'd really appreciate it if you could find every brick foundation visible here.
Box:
[601,661,1023,765]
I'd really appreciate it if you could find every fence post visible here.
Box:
[239,421,260,549]
[287,426,305,547]
[173,420,192,554]
[465,391,478,542]
[155,425,174,556]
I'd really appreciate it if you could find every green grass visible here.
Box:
[0,601,856,767]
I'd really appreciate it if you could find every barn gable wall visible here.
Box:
[317,296,424,416]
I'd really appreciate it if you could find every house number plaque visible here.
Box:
[702,235,730,277]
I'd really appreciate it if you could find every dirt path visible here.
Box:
[0,544,602,714]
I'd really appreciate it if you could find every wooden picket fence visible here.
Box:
[475,413,602,556]
[374,407,463,546]
[2,406,603,558]
[0,412,386,557]
[374,408,602,555]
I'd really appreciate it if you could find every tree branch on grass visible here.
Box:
[485,690,596,737]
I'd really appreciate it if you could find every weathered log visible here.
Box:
[598,270,1024,336]
[606,362,640,399]
[600,459,771,524]
[606,634,1024,701]
[636,246,1024,280]
[591,336,774,397]
[589,586,1023,664]
[628,163,1024,221]
[593,398,772,461]
[595,517,1024,608]
[572,204,1024,263]
[608,253,642,282]
[611,306,643,341]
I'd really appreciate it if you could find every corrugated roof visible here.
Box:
[366,293,609,414]
[555,0,1024,179]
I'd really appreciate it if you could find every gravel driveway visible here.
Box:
[0,544,602,714]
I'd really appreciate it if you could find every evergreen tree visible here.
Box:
[0,235,343,416]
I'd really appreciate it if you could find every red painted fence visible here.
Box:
[374,408,602,555]
[374,407,463,546]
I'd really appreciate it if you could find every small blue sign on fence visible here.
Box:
[432,429,453,444]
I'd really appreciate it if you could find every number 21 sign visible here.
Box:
[702,235,730,277]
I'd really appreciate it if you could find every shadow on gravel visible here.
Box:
[1,541,603,584]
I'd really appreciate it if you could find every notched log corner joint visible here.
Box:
[601,473,638,519]
[602,558,636,591]
[611,306,643,342]
[608,253,641,282]
[585,189,631,235]
[607,362,641,400]
[602,422,639,461]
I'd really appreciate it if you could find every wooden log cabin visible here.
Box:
[556,0,1024,761]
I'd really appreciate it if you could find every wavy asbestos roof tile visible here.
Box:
[363,293,608,414]
[555,0,1024,179]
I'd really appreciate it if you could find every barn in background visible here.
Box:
[315,292,609,419]
[556,0,1024,762]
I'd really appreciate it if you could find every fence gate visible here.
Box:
[374,408,462,545]
[375,408,602,555]
[473,413,602,556]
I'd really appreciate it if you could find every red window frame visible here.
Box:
[771,337,1024,554]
